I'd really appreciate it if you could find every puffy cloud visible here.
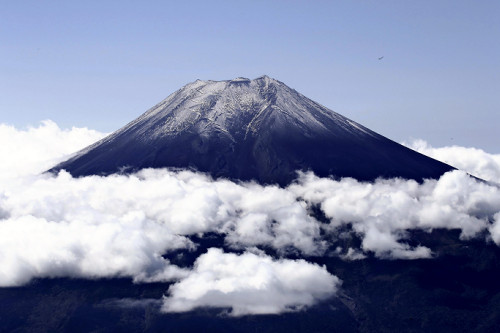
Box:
[403,139,500,183]
[289,170,500,259]
[216,182,324,254]
[0,203,192,286]
[0,168,325,287]
[2,169,323,254]
[0,120,105,182]
[4,166,497,276]
[1,121,500,314]
[161,248,340,316]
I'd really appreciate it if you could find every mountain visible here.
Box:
[50,76,453,184]
[5,77,500,333]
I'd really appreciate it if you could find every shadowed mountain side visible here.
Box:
[49,76,453,184]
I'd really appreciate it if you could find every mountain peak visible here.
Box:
[188,75,277,88]
[254,74,273,81]
[50,76,453,185]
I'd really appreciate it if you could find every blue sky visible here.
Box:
[1,0,499,152]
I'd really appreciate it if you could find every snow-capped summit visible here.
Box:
[50,76,453,184]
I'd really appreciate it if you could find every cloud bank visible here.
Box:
[290,170,500,259]
[404,139,500,183]
[1,121,500,314]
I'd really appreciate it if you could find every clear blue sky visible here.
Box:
[1,0,499,152]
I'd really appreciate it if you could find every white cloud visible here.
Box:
[0,207,192,286]
[0,168,324,287]
[337,247,366,261]
[1,122,500,314]
[0,120,106,183]
[289,170,500,259]
[404,139,500,183]
[217,182,323,254]
[161,248,340,316]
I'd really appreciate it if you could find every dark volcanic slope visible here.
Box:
[50,76,453,184]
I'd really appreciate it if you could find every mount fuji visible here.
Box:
[50,76,453,184]
[5,76,500,333]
